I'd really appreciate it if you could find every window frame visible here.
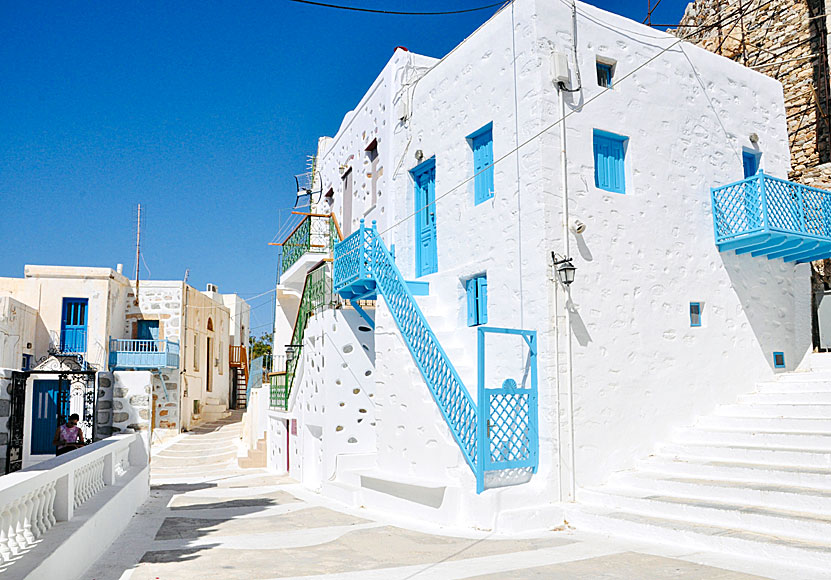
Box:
[593,129,628,195]
[466,274,488,327]
[689,302,702,327]
[773,351,786,369]
[596,61,614,88]
[466,123,495,205]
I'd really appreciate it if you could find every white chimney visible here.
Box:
[116,263,123,274]
[206,283,218,293]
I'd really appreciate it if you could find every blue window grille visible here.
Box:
[593,130,627,194]
[689,302,701,327]
[467,123,494,204]
[773,351,786,368]
[596,62,613,88]
[742,151,760,178]
[466,274,488,327]
[21,354,32,371]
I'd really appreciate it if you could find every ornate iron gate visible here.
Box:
[6,371,27,474]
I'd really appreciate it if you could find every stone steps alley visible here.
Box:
[77,412,826,579]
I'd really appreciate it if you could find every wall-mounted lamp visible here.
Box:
[749,133,759,144]
[552,252,576,286]
[414,149,424,162]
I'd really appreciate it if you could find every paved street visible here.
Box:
[84,415,816,580]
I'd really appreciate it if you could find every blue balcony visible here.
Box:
[108,338,180,370]
[712,173,831,263]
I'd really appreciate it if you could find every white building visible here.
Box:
[265,0,828,563]
[0,266,249,470]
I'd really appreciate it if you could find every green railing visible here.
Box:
[270,372,287,409]
[279,213,342,277]
[271,263,333,410]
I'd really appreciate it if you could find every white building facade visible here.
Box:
[267,0,812,533]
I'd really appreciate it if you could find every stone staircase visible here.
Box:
[566,359,831,571]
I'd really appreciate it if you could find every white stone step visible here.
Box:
[645,456,831,490]
[659,442,831,468]
[578,487,831,545]
[674,427,831,450]
[740,391,831,404]
[566,505,831,572]
[717,403,831,418]
[205,396,222,406]
[696,415,831,433]
[613,472,831,515]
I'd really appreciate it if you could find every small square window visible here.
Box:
[690,302,701,327]
[773,352,786,368]
[596,61,614,88]
[466,274,488,327]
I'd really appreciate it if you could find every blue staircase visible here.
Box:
[334,220,538,493]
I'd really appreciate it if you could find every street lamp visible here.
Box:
[552,253,576,286]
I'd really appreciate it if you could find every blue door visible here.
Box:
[31,380,59,455]
[61,298,87,353]
[413,159,437,277]
[137,320,160,352]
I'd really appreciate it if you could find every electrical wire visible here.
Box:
[286,0,508,16]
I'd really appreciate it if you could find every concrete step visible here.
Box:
[205,396,222,406]
[740,391,831,404]
[566,505,831,572]
[673,427,831,450]
[613,472,831,515]
[645,456,831,490]
[717,403,831,419]
[202,411,232,422]
[695,415,831,433]
[578,487,831,544]
[658,442,831,468]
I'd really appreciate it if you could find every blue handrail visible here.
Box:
[334,220,539,491]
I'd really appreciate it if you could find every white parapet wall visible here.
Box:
[0,432,149,580]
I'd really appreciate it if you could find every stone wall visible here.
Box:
[111,371,152,435]
[676,0,831,181]
[95,372,114,440]
[124,282,182,439]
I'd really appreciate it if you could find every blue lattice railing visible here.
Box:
[333,220,538,492]
[711,173,831,263]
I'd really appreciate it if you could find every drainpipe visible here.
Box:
[558,82,577,503]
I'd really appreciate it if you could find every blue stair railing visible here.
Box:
[334,220,538,493]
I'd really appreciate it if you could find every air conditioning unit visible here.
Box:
[206,283,218,293]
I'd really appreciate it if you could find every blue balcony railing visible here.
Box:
[712,173,831,263]
[59,329,87,354]
[108,338,180,370]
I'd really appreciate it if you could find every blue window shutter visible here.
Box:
[594,130,627,194]
[477,275,488,325]
[470,124,494,205]
[466,279,477,326]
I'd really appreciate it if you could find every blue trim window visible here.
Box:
[21,354,32,371]
[690,302,701,327]
[467,123,494,204]
[466,274,488,327]
[742,150,760,178]
[773,351,786,368]
[593,130,627,194]
[596,61,613,88]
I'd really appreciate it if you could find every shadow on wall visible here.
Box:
[720,251,811,371]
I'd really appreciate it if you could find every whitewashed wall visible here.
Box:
[0,297,36,371]
[274,0,809,527]
[278,308,377,490]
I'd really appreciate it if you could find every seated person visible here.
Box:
[53,414,85,456]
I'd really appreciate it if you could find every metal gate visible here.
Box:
[6,371,27,474]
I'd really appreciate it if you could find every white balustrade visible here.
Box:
[0,433,145,566]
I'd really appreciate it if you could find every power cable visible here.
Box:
[286,0,508,16]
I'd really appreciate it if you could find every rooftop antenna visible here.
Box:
[134,203,141,305]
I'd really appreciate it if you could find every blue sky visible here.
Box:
[0,0,688,336]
